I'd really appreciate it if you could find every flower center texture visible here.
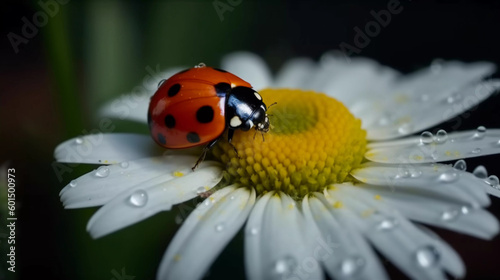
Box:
[212,89,367,199]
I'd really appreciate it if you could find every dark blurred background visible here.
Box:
[1,0,500,279]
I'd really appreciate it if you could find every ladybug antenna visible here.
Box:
[267,102,277,110]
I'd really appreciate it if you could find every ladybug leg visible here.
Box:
[192,139,220,171]
[227,129,240,159]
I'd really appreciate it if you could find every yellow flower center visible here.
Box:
[212,89,367,199]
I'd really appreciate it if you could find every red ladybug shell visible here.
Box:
[148,66,252,149]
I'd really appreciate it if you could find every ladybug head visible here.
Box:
[253,109,270,133]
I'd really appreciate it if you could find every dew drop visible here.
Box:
[397,123,413,135]
[420,131,434,145]
[438,171,458,183]
[453,160,467,171]
[430,58,444,73]
[195,62,206,68]
[461,206,470,215]
[376,217,398,231]
[395,166,411,179]
[215,222,225,232]
[157,79,166,88]
[473,165,488,179]
[230,195,236,200]
[248,227,259,235]
[120,161,129,169]
[410,169,423,178]
[95,166,110,178]
[128,190,148,207]
[196,186,206,194]
[440,208,459,222]
[273,255,297,276]
[339,256,365,276]
[434,129,448,144]
[74,137,83,145]
[69,180,77,188]
[485,175,500,189]
[175,214,184,225]
[415,245,440,268]
[473,126,487,139]
[471,148,482,154]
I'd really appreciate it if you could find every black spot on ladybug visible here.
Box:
[157,133,166,145]
[213,68,228,73]
[196,106,214,123]
[164,114,176,128]
[214,83,231,97]
[186,132,201,143]
[168,83,181,97]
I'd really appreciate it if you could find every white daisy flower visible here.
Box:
[55,51,500,280]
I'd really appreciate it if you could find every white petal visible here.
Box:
[310,52,400,107]
[54,133,161,164]
[221,52,272,90]
[366,128,500,163]
[60,155,219,208]
[99,67,186,123]
[351,163,490,207]
[157,186,256,280]
[244,192,323,280]
[365,79,500,140]
[303,194,388,280]
[86,163,223,239]
[347,182,499,239]
[330,185,465,279]
[273,57,316,88]
[395,61,495,95]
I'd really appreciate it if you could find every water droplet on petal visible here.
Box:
[273,255,297,276]
[453,160,467,171]
[420,131,434,145]
[95,166,110,178]
[430,58,444,73]
[120,161,129,168]
[395,167,411,179]
[215,222,225,232]
[128,190,148,207]
[339,256,365,276]
[248,227,259,235]
[473,165,488,179]
[441,208,459,222]
[196,186,206,194]
[175,214,184,225]
[438,171,458,183]
[471,148,482,154]
[74,138,83,145]
[69,180,77,188]
[461,206,470,214]
[410,169,423,178]
[376,217,398,231]
[485,175,500,189]
[434,129,448,144]
[473,126,486,139]
[398,123,413,135]
[415,245,440,268]
[230,195,235,200]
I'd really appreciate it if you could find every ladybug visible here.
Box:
[148,63,271,169]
